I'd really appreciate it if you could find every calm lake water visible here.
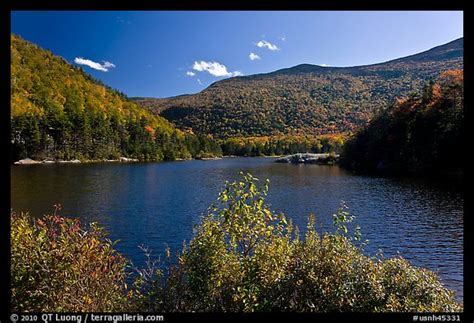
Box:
[11,157,464,301]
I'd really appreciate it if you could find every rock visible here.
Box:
[56,159,81,163]
[275,153,339,164]
[119,157,139,162]
[14,158,41,165]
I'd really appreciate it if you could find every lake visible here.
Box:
[10,157,464,301]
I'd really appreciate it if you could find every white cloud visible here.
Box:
[103,61,116,68]
[320,64,328,67]
[249,52,261,61]
[192,61,241,77]
[279,36,286,41]
[197,78,202,85]
[74,57,115,72]
[186,71,196,77]
[256,40,279,51]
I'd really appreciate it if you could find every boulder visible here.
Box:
[14,158,41,165]
[275,153,339,164]
[119,157,139,162]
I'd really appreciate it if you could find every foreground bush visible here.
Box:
[11,207,128,312]
[136,173,461,312]
[11,174,462,312]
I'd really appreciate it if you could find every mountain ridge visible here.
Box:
[134,37,463,138]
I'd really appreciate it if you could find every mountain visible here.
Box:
[11,34,222,162]
[133,38,463,138]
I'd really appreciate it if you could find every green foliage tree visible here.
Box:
[220,134,345,156]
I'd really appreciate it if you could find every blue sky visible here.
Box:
[11,11,463,98]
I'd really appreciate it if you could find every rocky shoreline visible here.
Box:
[275,153,339,164]
[13,157,139,165]
[197,156,223,160]
[13,154,339,165]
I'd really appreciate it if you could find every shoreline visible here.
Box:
[13,157,141,165]
[12,155,284,165]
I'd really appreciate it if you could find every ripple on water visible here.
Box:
[11,158,463,301]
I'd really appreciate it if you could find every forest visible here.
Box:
[134,38,463,139]
[340,69,463,177]
[10,34,222,162]
[11,35,463,164]
[220,134,345,156]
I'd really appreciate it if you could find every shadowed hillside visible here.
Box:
[341,69,463,177]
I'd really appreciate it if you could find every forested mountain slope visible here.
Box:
[340,69,463,177]
[134,38,463,138]
[11,34,221,162]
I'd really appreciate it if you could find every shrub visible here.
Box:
[11,206,129,312]
[11,173,462,312]
[138,172,461,312]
